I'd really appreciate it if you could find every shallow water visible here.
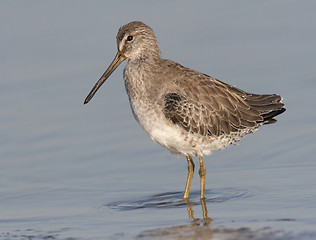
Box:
[1,1,316,240]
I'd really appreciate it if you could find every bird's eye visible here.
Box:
[127,35,133,41]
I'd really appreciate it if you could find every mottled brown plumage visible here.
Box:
[162,66,285,138]
[84,21,286,202]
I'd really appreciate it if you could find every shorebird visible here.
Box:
[84,21,285,201]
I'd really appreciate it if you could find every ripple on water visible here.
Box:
[106,187,255,211]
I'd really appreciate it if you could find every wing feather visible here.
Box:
[161,62,285,137]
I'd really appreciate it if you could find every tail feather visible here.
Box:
[245,94,282,106]
[250,102,285,113]
[244,93,286,124]
[261,107,286,124]
[216,78,286,125]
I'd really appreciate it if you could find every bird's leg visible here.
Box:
[184,198,195,219]
[198,155,206,200]
[201,198,212,222]
[183,155,194,200]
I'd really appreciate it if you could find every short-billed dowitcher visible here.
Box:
[84,21,285,201]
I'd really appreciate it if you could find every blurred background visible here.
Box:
[1,1,316,239]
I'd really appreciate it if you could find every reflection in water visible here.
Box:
[184,198,212,223]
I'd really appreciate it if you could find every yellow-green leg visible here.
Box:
[201,198,212,222]
[183,198,195,219]
[183,155,194,200]
[198,155,206,200]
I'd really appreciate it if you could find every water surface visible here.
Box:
[1,1,316,239]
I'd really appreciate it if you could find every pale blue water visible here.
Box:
[1,1,316,239]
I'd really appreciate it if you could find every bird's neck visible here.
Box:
[127,51,160,75]
[131,49,160,64]
[124,55,160,96]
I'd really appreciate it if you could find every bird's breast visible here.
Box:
[124,62,162,128]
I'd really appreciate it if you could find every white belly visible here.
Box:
[129,98,219,156]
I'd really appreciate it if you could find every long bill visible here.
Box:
[84,51,127,104]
